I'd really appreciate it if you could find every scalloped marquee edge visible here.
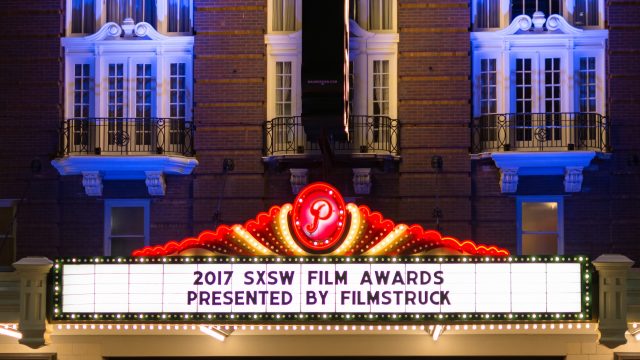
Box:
[132,183,510,257]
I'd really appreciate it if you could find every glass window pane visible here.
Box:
[111,236,146,257]
[522,202,558,232]
[111,207,145,235]
[522,234,558,255]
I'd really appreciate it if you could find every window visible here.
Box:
[272,0,296,31]
[0,201,16,268]
[275,62,293,117]
[71,0,95,33]
[544,58,562,141]
[104,200,149,256]
[106,0,156,26]
[479,59,497,141]
[168,0,191,32]
[372,60,389,142]
[135,64,153,145]
[72,64,91,148]
[517,197,563,255]
[170,63,187,145]
[574,0,599,26]
[515,58,533,141]
[511,0,562,20]
[578,57,597,141]
[369,0,392,30]
[477,0,500,28]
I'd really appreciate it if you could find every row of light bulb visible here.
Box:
[53,322,595,332]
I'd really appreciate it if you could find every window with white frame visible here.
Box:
[0,201,16,268]
[104,200,149,256]
[136,64,153,145]
[169,62,187,145]
[71,0,95,34]
[372,60,389,142]
[272,0,297,32]
[72,64,91,148]
[479,58,497,141]
[275,61,293,118]
[517,198,563,255]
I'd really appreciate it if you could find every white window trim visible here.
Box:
[65,0,193,36]
[104,199,150,256]
[63,28,194,122]
[265,34,302,121]
[516,196,564,255]
[471,19,608,118]
[471,0,606,29]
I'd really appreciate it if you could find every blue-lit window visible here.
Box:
[71,0,95,33]
[476,0,500,28]
[511,0,562,20]
[574,0,599,26]
[107,0,157,27]
[135,64,153,146]
[168,0,191,32]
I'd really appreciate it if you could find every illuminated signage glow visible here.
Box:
[131,182,510,257]
[52,256,591,323]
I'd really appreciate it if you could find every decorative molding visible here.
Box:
[83,22,122,41]
[352,168,372,195]
[564,166,584,193]
[145,171,166,196]
[546,14,584,34]
[494,14,533,35]
[81,171,103,197]
[289,168,308,195]
[499,167,519,193]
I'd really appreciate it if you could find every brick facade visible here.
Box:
[0,0,639,262]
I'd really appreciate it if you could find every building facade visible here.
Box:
[0,0,639,358]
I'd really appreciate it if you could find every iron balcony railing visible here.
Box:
[263,115,399,156]
[471,112,609,153]
[58,117,195,156]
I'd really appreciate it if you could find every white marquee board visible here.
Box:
[54,258,589,319]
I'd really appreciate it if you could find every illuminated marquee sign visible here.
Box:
[50,183,592,322]
[52,256,591,322]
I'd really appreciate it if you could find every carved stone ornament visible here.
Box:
[353,168,372,195]
[564,166,584,193]
[499,168,519,193]
[289,168,309,195]
[81,171,103,196]
[145,171,166,196]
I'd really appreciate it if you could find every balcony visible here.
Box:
[471,112,609,153]
[470,112,609,193]
[51,118,198,196]
[264,115,399,161]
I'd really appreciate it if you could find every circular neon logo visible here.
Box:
[291,182,347,253]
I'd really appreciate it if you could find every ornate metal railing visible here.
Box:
[263,115,399,156]
[471,112,609,153]
[58,118,195,156]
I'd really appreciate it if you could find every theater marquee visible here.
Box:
[50,183,592,323]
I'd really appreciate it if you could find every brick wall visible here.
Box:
[0,0,63,259]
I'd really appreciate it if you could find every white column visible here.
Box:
[13,257,53,349]
[593,254,634,348]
